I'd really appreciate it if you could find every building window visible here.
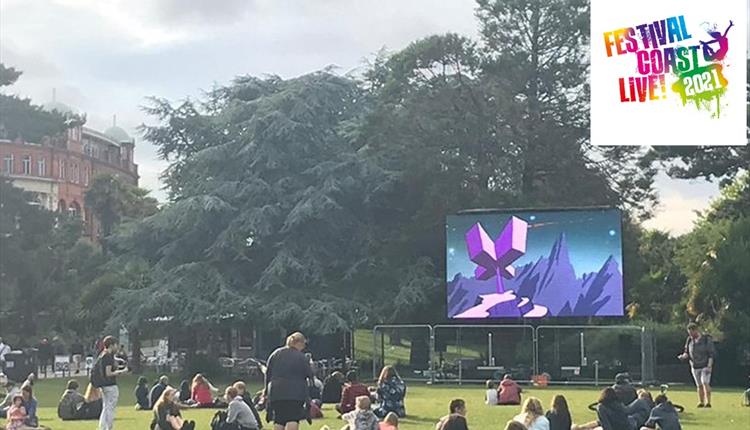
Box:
[3,154,12,174]
[37,158,46,177]
[73,163,79,183]
[22,156,31,175]
[59,161,66,180]
[83,167,89,186]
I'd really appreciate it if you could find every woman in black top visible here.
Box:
[545,394,572,430]
[135,377,149,410]
[321,371,345,404]
[263,332,313,430]
[151,388,195,430]
[595,388,635,430]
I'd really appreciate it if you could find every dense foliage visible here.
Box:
[0,1,747,376]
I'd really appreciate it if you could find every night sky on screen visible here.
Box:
[446,208,623,280]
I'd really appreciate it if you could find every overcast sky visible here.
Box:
[0,0,725,235]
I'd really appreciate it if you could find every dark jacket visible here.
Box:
[643,402,682,430]
[612,382,638,405]
[264,346,312,402]
[545,409,572,430]
[58,389,85,420]
[149,383,167,409]
[321,376,344,404]
[134,384,149,410]
[597,401,635,430]
[241,392,263,429]
[625,397,654,428]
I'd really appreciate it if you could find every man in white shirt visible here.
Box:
[0,337,11,369]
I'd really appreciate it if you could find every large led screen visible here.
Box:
[447,208,624,319]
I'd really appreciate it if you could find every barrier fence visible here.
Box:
[369,324,653,385]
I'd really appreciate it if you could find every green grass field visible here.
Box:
[19,375,750,430]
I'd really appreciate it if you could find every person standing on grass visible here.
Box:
[678,322,716,408]
[263,332,314,430]
[96,335,129,430]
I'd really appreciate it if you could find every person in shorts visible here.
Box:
[678,322,716,408]
[263,332,312,430]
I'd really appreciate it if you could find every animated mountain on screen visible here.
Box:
[447,215,623,318]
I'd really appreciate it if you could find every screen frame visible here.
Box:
[445,206,626,323]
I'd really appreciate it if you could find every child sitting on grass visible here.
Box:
[6,395,26,430]
[485,380,498,405]
[341,395,379,430]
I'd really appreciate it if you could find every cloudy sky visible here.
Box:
[1,0,726,235]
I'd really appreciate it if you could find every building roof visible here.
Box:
[104,125,131,142]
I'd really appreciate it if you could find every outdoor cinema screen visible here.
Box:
[446,208,624,319]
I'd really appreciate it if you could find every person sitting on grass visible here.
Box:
[150,376,170,409]
[342,395,379,430]
[337,371,370,415]
[177,380,191,404]
[58,380,87,420]
[232,381,263,428]
[191,373,226,408]
[323,371,346,404]
[379,412,399,430]
[374,366,406,418]
[625,390,654,429]
[485,380,498,405]
[640,394,682,430]
[436,398,469,430]
[513,397,550,430]
[575,387,635,430]
[20,385,39,428]
[5,395,26,430]
[612,373,638,406]
[498,374,523,406]
[225,386,259,430]
[0,380,21,418]
[134,377,150,410]
[546,394,572,430]
[151,387,196,430]
[504,421,527,430]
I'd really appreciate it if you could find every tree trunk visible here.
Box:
[389,330,403,346]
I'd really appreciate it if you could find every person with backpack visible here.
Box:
[92,335,129,430]
[225,386,260,430]
[678,322,716,408]
[232,381,263,429]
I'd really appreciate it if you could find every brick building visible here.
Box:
[0,101,139,238]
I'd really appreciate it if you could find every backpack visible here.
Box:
[210,410,241,430]
[89,354,106,388]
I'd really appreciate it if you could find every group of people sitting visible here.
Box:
[438,387,682,430]
[132,373,261,430]
[135,374,231,411]
[1,374,49,430]
[326,367,406,420]
[486,374,524,405]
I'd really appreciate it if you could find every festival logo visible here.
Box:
[591,0,746,146]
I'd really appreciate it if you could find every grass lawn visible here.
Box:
[23,375,750,430]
